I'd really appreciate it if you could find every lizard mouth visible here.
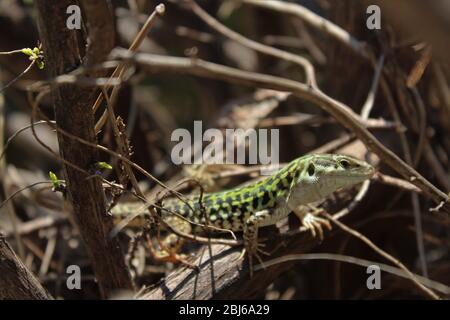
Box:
[330,168,375,179]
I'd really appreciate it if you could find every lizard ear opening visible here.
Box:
[307,163,315,176]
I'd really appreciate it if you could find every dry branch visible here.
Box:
[139,227,321,299]
[241,0,369,58]
[0,235,52,299]
[110,49,450,214]
[35,0,133,297]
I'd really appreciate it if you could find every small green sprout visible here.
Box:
[49,171,60,189]
[21,46,45,69]
[21,48,34,56]
[96,162,113,170]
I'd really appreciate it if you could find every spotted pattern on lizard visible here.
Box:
[111,153,375,275]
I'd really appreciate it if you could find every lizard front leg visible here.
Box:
[293,205,332,240]
[243,210,271,277]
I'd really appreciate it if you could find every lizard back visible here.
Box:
[162,158,302,231]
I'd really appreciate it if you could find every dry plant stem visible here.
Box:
[4,215,63,237]
[0,178,236,249]
[361,54,384,120]
[45,74,122,87]
[0,181,54,212]
[411,86,449,190]
[407,45,432,88]
[253,253,450,296]
[324,213,440,300]
[263,0,442,193]
[247,0,431,183]
[241,0,369,58]
[357,50,428,281]
[27,97,239,247]
[411,188,428,277]
[305,107,409,296]
[409,88,427,167]
[0,60,36,93]
[186,0,317,86]
[0,92,26,260]
[111,50,450,213]
[0,49,24,55]
[0,235,53,299]
[139,210,352,300]
[93,3,165,134]
[27,79,240,247]
[373,173,422,194]
[0,121,55,161]
[35,0,133,297]
[424,143,450,192]
[380,67,428,276]
[333,180,370,220]
[291,19,326,65]
[244,0,422,164]
[39,233,57,277]
[102,88,149,204]
[432,63,450,117]
[29,95,98,178]
[401,84,430,277]
[258,113,398,130]
[136,176,418,298]
[28,89,159,191]
[162,2,446,213]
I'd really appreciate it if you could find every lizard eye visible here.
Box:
[307,163,315,176]
[340,159,350,169]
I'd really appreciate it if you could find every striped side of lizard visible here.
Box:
[111,153,375,275]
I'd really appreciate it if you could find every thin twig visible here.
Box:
[241,0,369,58]
[254,253,450,296]
[185,0,317,87]
[0,49,24,55]
[0,181,54,211]
[361,54,384,120]
[0,120,56,161]
[323,213,440,300]
[28,91,242,247]
[109,49,450,213]
[373,173,422,194]
[0,60,35,93]
[93,3,166,133]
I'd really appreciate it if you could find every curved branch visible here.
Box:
[110,49,450,214]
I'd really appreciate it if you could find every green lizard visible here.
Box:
[111,153,375,275]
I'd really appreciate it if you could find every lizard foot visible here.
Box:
[301,212,332,241]
[152,248,199,271]
[145,234,199,270]
[239,242,269,277]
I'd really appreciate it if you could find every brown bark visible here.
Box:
[35,0,133,297]
[0,234,52,299]
[139,229,321,299]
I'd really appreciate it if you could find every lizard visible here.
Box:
[111,153,375,276]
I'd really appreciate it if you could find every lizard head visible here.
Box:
[291,154,375,203]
